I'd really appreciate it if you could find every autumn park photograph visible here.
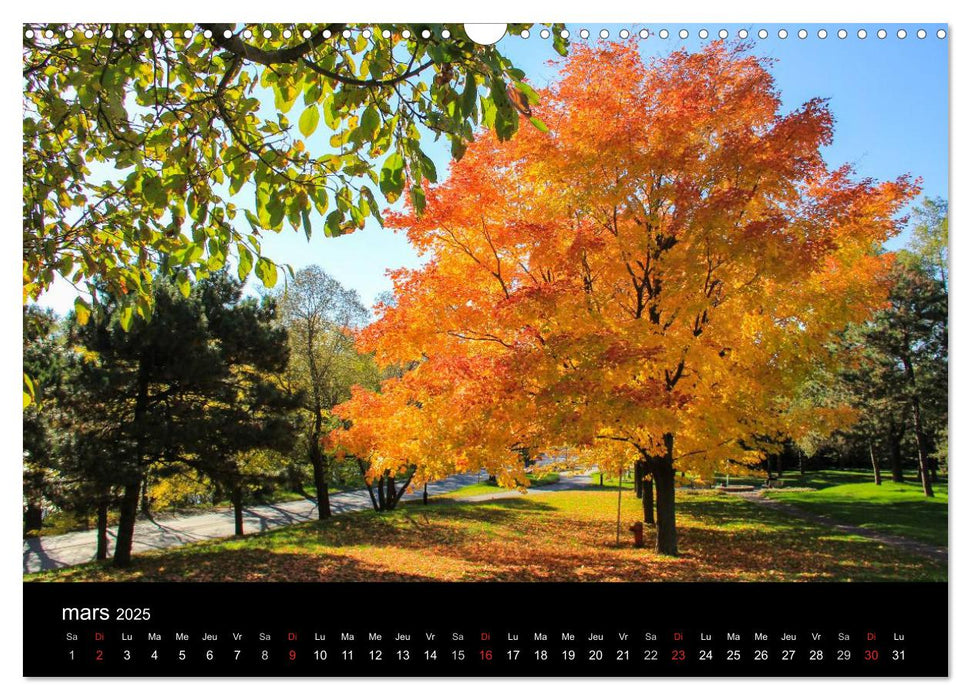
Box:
[22,24,948,585]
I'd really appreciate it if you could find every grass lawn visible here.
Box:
[766,479,948,547]
[26,487,945,583]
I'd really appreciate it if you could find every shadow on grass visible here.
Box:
[28,490,947,584]
[767,497,948,547]
[43,548,445,583]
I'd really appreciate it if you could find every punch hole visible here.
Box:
[464,24,507,46]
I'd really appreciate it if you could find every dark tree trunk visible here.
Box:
[650,434,678,556]
[388,470,414,510]
[113,478,142,567]
[911,398,935,497]
[901,354,934,497]
[95,496,109,561]
[376,474,387,510]
[23,502,44,536]
[642,476,655,525]
[869,440,882,486]
[888,431,904,482]
[798,450,805,476]
[634,458,654,524]
[312,456,331,520]
[115,360,150,568]
[140,477,152,516]
[231,482,244,536]
[422,483,428,505]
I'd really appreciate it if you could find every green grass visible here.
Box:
[444,472,561,498]
[579,467,948,547]
[767,479,948,547]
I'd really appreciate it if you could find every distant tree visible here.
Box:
[843,260,947,495]
[900,197,948,293]
[279,266,374,519]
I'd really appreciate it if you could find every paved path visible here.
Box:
[454,470,596,502]
[735,491,948,563]
[23,472,485,574]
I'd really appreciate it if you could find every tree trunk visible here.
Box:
[642,477,655,524]
[116,360,150,568]
[911,398,935,497]
[95,495,109,561]
[376,474,387,511]
[231,482,244,536]
[113,478,141,567]
[902,354,934,497]
[651,434,678,556]
[388,470,414,510]
[798,450,805,476]
[312,456,331,520]
[869,440,882,486]
[615,468,623,546]
[888,431,904,482]
[357,460,380,511]
[140,477,152,516]
[634,458,654,524]
[23,502,44,536]
[422,483,428,505]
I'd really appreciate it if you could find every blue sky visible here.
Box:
[37,23,949,314]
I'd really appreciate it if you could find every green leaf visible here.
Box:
[461,76,479,118]
[23,373,35,408]
[360,105,381,141]
[176,272,191,298]
[411,185,426,214]
[495,106,519,141]
[255,257,278,287]
[529,116,550,133]
[237,245,253,281]
[418,152,438,183]
[119,306,134,332]
[379,152,406,202]
[298,105,320,138]
[322,97,341,130]
[301,208,313,239]
[73,296,91,325]
[514,81,541,106]
[324,209,343,237]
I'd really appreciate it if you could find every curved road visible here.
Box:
[23,472,485,574]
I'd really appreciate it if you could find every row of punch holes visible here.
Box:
[24,26,948,43]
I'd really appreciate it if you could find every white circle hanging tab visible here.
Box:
[464,24,508,45]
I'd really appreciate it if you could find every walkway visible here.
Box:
[23,472,484,574]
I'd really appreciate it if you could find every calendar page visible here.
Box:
[21,19,949,679]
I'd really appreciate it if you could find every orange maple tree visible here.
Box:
[328,42,917,555]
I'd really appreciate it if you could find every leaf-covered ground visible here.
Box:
[25,488,945,583]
